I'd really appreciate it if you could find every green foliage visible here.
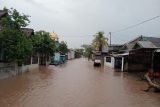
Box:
[32,31,55,56]
[1,7,30,29]
[74,48,83,55]
[92,31,108,51]
[81,44,93,58]
[0,7,31,65]
[74,48,84,58]
[0,28,32,64]
[58,41,68,54]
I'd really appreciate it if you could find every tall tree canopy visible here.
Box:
[74,48,84,58]
[1,7,30,29]
[81,44,93,58]
[58,41,68,54]
[0,8,32,65]
[92,31,108,51]
[32,31,55,57]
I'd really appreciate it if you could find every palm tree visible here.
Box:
[92,31,108,52]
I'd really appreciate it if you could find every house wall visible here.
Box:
[54,53,60,61]
[0,56,39,79]
[128,48,154,72]
[104,56,115,68]
[68,50,75,60]
[0,62,17,79]
[71,51,75,59]
[153,51,160,71]
[67,53,71,60]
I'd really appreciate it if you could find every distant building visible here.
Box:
[104,36,160,72]
[50,32,59,41]
[21,28,34,36]
[104,44,125,71]
[67,49,75,60]
[50,32,67,65]
[128,36,160,72]
[108,44,123,53]
[121,36,160,51]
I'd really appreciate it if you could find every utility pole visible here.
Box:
[109,32,111,46]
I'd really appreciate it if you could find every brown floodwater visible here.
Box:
[0,58,160,107]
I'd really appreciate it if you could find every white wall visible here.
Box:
[0,56,40,79]
[71,50,75,59]
[68,50,75,60]
[104,56,115,68]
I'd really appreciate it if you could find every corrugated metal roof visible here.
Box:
[146,37,160,47]
[112,52,129,57]
[137,41,157,48]
[122,36,160,50]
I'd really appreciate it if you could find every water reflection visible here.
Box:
[0,58,159,107]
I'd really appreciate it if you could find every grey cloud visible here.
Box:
[1,0,160,48]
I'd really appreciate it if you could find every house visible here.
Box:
[128,36,160,72]
[0,10,40,79]
[104,55,115,68]
[67,49,75,60]
[121,35,160,51]
[108,44,123,53]
[123,36,160,72]
[104,35,160,72]
[104,44,125,71]
[104,52,128,71]
[106,37,143,71]
[50,32,66,65]
[21,28,34,36]
[112,53,129,71]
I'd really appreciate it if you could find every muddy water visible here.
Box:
[0,58,160,107]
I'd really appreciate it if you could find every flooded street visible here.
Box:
[0,58,160,107]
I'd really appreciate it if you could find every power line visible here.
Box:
[59,35,94,38]
[112,15,160,33]
[61,15,160,40]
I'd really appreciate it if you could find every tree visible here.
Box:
[32,30,56,65]
[1,7,30,29]
[58,41,68,54]
[81,44,93,59]
[74,48,83,58]
[0,8,32,65]
[32,31,55,57]
[92,31,108,51]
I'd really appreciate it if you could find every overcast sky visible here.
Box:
[1,0,160,48]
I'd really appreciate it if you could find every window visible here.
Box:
[106,57,111,62]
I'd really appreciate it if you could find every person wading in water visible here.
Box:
[143,68,160,92]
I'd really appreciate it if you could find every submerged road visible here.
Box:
[0,58,160,107]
